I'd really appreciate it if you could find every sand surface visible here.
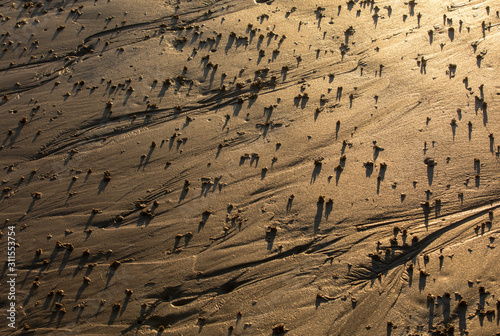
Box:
[1,0,500,335]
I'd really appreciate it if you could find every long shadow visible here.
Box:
[234,38,248,52]
[386,324,393,336]
[201,211,211,225]
[214,34,222,49]
[344,30,351,45]
[373,146,384,160]
[325,201,333,220]
[418,272,427,292]
[474,95,483,114]
[56,310,65,328]
[85,264,95,277]
[174,235,183,250]
[105,268,117,289]
[198,212,211,232]
[300,96,309,109]
[407,267,413,287]
[184,234,192,247]
[32,131,41,142]
[158,81,170,98]
[335,168,342,186]
[422,204,430,228]
[378,163,387,180]
[257,53,265,65]
[8,122,25,145]
[477,55,483,68]
[478,84,485,99]
[43,293,55,310]
[225,35,235,54]
[231,100,243,116]
[212,177,221,192]
[209,67,217,88]
[22,286,37,308]
[286,196,294,212]
[451,123,457,141]
[75,305,86,325]
[168,136,178,150]
[201,182,211,196]
[314,109,321,121]
[448,64,456,78]
[427,165,434,186]
[141,146,155,170]
[265,228,276,250]
[261,168,267,179]
[85,213,97,229]
[120,296,131,316]
[202,65,212,81]
[27,198,37,213]
[448,27,455,41]
[441,296,451,322]
[75,281,89,302]
[311,164,322,184]
[271,49,280,61]
[150,80,158,92]
[58,249,72,275]
[479,291,489,310]
[364,163,374,177]
[250,155,259,167]
[2,132,11,147]
[336,86,343,100]
[483,103,488,125]
[137,212,154,227]
[408,1,416,15]
[108,307,120,325]
[458,305,467,332]
[52,28,63,41]
[281,68,288,81]
[379,65,384,77]
[427,298,435,329]
[314,200,324,234]
[123,89,132,106]
[98,179,109,195]
[48,310,58,325]
[263,106,273,121]
[293,96,301,107]
[435,201,441,218]
[67,178,77,192]
[420,58,427,74]
[48,245,62,265]
[73,254,90,277]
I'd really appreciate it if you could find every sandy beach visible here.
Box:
[1,0,500,335]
